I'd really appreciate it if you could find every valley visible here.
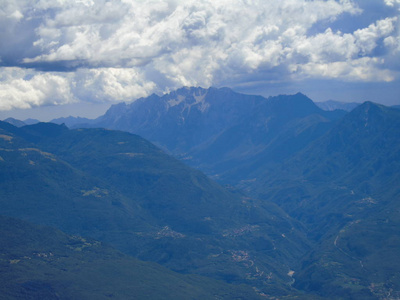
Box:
[1,87,399,299]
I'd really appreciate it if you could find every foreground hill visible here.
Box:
[0,215,263,299]
[0,120,311,296]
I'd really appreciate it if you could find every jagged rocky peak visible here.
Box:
[161,86,213,112]
[102,102,128,117]
[112,87,240,115]
[174,86,209,95]
[165,86,234,103]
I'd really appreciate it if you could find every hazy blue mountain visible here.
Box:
[23,118,40,125]
[315,100,361,111]
[0,215,263,300]
[2,117,26,127]
[249,102,400,299]
[84,87,345,185]
[50,116,95,128]
[92,87,268,154]
[0,120,312,296]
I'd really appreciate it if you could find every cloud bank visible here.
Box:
[0,0,399,110]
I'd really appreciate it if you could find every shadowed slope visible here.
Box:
[0,121,311,296]
[0,215,263,300]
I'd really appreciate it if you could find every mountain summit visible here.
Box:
[94,87,265,153]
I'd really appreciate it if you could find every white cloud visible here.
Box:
[384,35,400,51]
[0,0,399,110]
[0,68,75,110]
[288,17,398,81]
[10,10,23,20]
[354,17,397,55]
[384,0,400,7]
[291,57,395,82]
[73,68,156,102]
[20,1,363,70]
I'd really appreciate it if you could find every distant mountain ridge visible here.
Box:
[2,117,40,127]
[93,86,268,153]
[2,117,26,127]
[50,116,95,127]
[315,100,361,111]
[77,87,346,185]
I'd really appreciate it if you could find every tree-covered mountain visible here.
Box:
[248,102,400,299]
[252,102,400,232]
[0,120,312,297]
[0,215,263,300]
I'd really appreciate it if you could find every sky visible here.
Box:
[0,0,399,121]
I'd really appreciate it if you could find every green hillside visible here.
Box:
[250,102,400,298]
[0,121,311,296]
[0,215,263,300]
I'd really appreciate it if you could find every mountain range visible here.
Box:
[1,86,399,299]
[75,87,346,186]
